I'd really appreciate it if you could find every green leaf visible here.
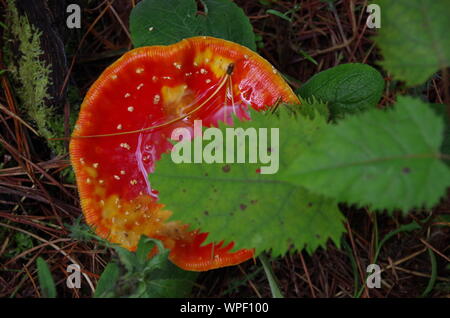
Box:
[374,0,450,86]
[36,257,57,298]
[282,96,450,212]
[94,263,120,298]
[136,238,197,298]
[106,236,197,298]
[201,0,256,50]
[430,103,450,161]
[136,236,157,267]
[144,258,198,298]
[130,0,256,50]
[152,107,345,256]
[113,245,137,272]
[297,63,384,120]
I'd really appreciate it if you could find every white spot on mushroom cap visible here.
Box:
[124,93,131,98]
[120,143,131,150]
[153,94,161,104]
[137,83,144,90]
[117,124,123,130]
[114,175,120,180]
[136,68,144,74]
[127,106,134,112]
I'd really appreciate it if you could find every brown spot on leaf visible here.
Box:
[240,204,247,211]
[222,164,231,173]
[402,167,411,174]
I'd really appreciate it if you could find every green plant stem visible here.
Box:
[259,254,283,298]
[421,248,437,297]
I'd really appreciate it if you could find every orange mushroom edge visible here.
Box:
[69,36,300,271]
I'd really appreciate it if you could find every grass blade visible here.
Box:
[36,257,56,298]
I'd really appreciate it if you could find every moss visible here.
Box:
[4,0,66,155]
[0,231,35,259]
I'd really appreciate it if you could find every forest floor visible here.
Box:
[0,0,449,298]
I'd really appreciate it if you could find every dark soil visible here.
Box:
[0,0,448,298]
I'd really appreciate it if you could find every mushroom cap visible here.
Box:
[70,36,299,271]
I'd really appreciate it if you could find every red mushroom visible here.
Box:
[70,36,299,271]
